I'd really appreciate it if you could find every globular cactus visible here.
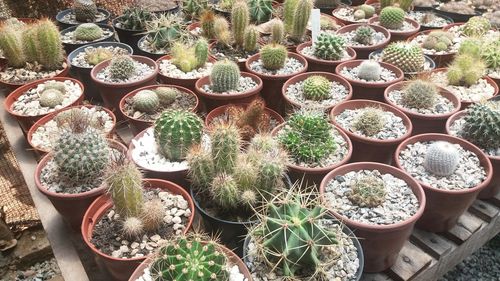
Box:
[422,31,454,52]
[357,60,382,81]
[194,38,209,68]
[120,7,152,31]
[182,0,208,19]
[314,0,341,8]
[84,47,113,65]
[462,101,500,149]
[402,80,439,109]
[381,42,425,73]
[39,89,64,108]
[352,107,386,136]
[209,173,240,209]
[354,10,366,20]
[213,16,231,46]
[122,217,144,239]
[379,6,405,30]
[380,0,393,8]
[73,0,98,23]
[243,25,259,52]
[481,40,500,70]
[424,141,460,176]
[354,25,375,45]
[74,23,103,41]
[290,0,313,42]
[462,16,491,37]
[133,90,160,113]
[33,19,65,71]
[231,0,250,48]
[255,152,287,193]
[458,38,481,58]
[313,33,346,61]
[154,110,203,161]
[44,81,67,93]
[249,0,273,24]
[140,199,164,232]
[154,87,178,106]
[446,54,486,87]
[302,75,331,101]
[210,60,240,93]
[348,175,387,207]
[210,122,241,174]
[358,4,375,18]
[200,9,216,38]
[260,43,288,70]
[0,25,26,68]
[109,55,137,80]
[270,18,285,44]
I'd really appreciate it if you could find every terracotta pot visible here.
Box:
[90,55,159,120]
[335,60,404,101]
[429,68,499,110]
[27,105,117,156]
[305,13,346,34]
[35,139,127,231]
[119,84,199,136]
[60,24,116,54]
[205,103,284,128]
[330,99,413,164]
[136,35,167,61]
[194,72,263,112]
[81,178,195,281]
[296,42,357,72]
[394,133,493,232]
[406,30,456,68]
[336,24,391,59]
[56,8,111,30]
[446,111,500,199]
[319,162,426,272]
[128,243,253,281]
[271,123,353,186]
[245,53,308,115]
[331,6,376,26]
[384,81,460,135]
[368,16,420,42]
[156,55,216,93]
[282,72,353,114]
[112,16,145,55]
[4,77,84,134]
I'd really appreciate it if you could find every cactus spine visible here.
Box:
[402,80,438,109]
[352,107,386,136]
[133,90,160,113]
[290,0,313,42]
[109,55,136,80]
[74,23,103,41]
[270,18,285,44]
[200,9,216,38]
[462,101,500,149]
[210,123,241,174]
[302,75,331,101]
[349,175,387,207]
[424,141,460,176]
[214,16,231,46]
[231,0,250,48]
[243,25,259,52]
[210,60,240,93]
[357,60,382,81]
[260,43,288,70]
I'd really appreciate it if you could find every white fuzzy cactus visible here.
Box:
[424,141,460,177]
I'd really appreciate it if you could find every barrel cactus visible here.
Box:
[44,81,67,93]
[210,60,240,93]
[379,6,405,30]
[381,42,425,73]
[243,25,259,52]
[354,25,375,45]
[422,31,454,52]
[313,33,346,61]
[447,54,485,87]
[133,90,159,113]
[462,101,500,149]
[462,16,491,37]
[73,0,97,22]
[260,43,288,70]
[352,107,386,137]
[0,25,26,68]
[74,23,103,41]
[109,55,137,80]
[39,89,64,108]
[357,60,382,81]
[401,80,438,109]
[154,87,178,106]
[302,75,331,101]
[424,141,460,177]
[349,175,387,207]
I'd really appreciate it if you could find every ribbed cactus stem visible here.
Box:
[210,60,240,93]
[283,0,299,33]
[34,19,64,70]
[0,26,26,68]
[187,144,215,188]
[194,38,209,68]
[290,0,312,42]
[424,141,460,177]
[243,25,259,52]
[231,0,250,47]
[106,160,144,218]
[23,28,38,64]
[270,19,284,44]
[210,122,241,174]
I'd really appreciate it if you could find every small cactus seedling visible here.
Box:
[422,31,454,52]
[379,6,405,30]
[140,199,164,232]
[358,4,375,18]
[84,47,113,66]
[133,90,160,113]
[74,23,103,41]
[210,60,240,93]
[424,141,460,177]
[354,25,375,45]
[348,175,387,207]
[73,0,98,22]
[44,81,66,93]
[243,25,259,52]
[354,10,366,20]
[462,16,491,37]
[109,55,137,80]
[402,80,439,109]
[462,101,500,149]
[302,75,331,101]
[122,217,144,239]
[357,60,382,81]
[154,87,178,106]
[352,107,386,137]
[200,9,216,38]
[260,43,288,70]
[39,89,64,108]
[446,54,486,87]
[313,33,346,61]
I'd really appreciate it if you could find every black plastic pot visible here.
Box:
[67,42,133,102]
[434,7,481,23]
[60,23,116,55]
[112,16,146,55]
[137,35,167,61]
[56,8,111,31]
[413,4,438,11]
[419,13,453,31]
[317,0,352,15]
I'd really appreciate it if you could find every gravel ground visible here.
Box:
[1,258,61,281]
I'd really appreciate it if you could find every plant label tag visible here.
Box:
[311,9,321,45]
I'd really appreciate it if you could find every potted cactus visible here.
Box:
[113,7,152,54]
[249,0,273,24]
[336,24,391,59]
[181,0,209,20]
[481,39,500,87]
[56,0,111,30]
[444,16,494,39]
[446,101,500,199]
[406,11,453,31]
[368,6,420,41]
[60,23,116,54]
[332,4,378,25]
[306,13,345,34]
[81,156,195,281]
[436,2,480,23]
[407,30,458,67]
[394,134,492,232]
[384,79,460,134]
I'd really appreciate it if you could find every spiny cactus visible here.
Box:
[354,10,366,20]
[140,199,164,232]
[84,47,112,65]
[424,141,460,176]
[73,0,97,23]
[249,0,273,24]
[446,54,486,87]
[458,38,482,58]
[462,16,491,37]
[313,33,346,61]
[187,144,215,188]
[154,87,177,106]
[302,75,331,101]
[462,101,500,149]
[397,0,414,12]
[74,23,103,41]
[314,0,341,8]
[44,81,67,93]
[182,0,208,19]
[380,0,393,8]
[194,38,209,69]
[381,42,425,73]
[231,0,250,48]
[22,28,38,64]
[352,107,386,136]
[379,6,405,30]
[122,217,144,239]
[210,122,241,174]
[119,7,152,31]
[226,98,271,140]
[200,9,216,38]
[210,60,240,93]
[145,13,185,51]
[218,0,235,11]
[260,43,288,70]
[209,173,240,209]
[357,60,382,81]
[481,40,500,70]
[39,89,64,108]
[133,90,160,113]
[422,31,454,52]
[283,0,299,33]
[213,16,231,46]
[243,25,259,52]
[354,25,375,45]
[109,55,136,80]
[33,19,65,71]
[0,25,26,68]
[154,110,203,161]
[270,19,285,44]
[171,42,198,73]
[348,175,387,207]
[289,0,313,42]
[402,80,439,109]
[358,4,375,18]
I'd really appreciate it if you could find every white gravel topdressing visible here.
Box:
[387,89,456,115]
[371,19,417,32]
[407,11,451,28]
[448,116,500,157]
[339,64,398,83]
[429,71,496,102]
[410,33,460,55]
[333,7,370,23]
[446,25,500,41]
[299,45,352,62]
[398,141,487,190]
[61,28,114,44]
[71,46,130,68]
[284,79,349,108]
[159,59,213,79]
[136,263,247,281]
[249,57,305,76]
[96,60,155,84]
[339,30,388,47]
[487,68,500,79]
[201,76,258,95]
[324,169,419,225]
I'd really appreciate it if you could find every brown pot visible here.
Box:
[407,30,456,68]
[119,84,199,136]
[306,13,346,34]
[368,16,420,42]
[331,6,376,26]
[156,55,216,93]
[330,99,413,164]
[282,72,353,114]
[384,81,460,135]
[336,24,391,59]
[81,178,195,281]
[319,162,426,272]
[205,102,284,127]
[245,53,308,115]
[296,42,357,72]
[90,55,159,120]
[27,105,117,156]
[271,123,353,186]
[335,60,404,101]
[446,111,500,199]
[195,72,263,112]
[35,139,127,231]
[3,77,84,134]
[394,133,493,232]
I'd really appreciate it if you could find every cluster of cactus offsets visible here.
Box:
[270,18,285,44]
[424,141,460,176]
[381,42,425,73]
[279,110,337,163]
[354,25,375,45]
[226,98,271,140]
[154,87,178,106]
[210,60,241,93]
[0,25,26,68]
[422,31,454,52]
[260,44,288,70]
[481,40,500,69]
[243,25,259,52]
[171,39,209,73]
[231,0,250,48]
[402,80,439,109]
[458,38,482,58]
[357,60,382,81]
[462,16,491,37]
[150,234,228,281]
[108,55,137,80]
[313,33,346,61]
[213,17,231,46]
[84,47,113,65]
[119,7,152,31]
[348,175,387,207]
[302,75,332,101]
[74,23,103,41]
[249,0,273,24]
[154,110,203,161]
[446,54,486,87]
[73,0,97,23]
[200,10,216,38]
[39,89,64,108]
[182,0,208,19]
[352,107,386,136]
[379,6,406,30]
[289,0,313,42]
[44,81,67,93]
[462,101,500,149]
[357,4,376,18]
[133,90,160,113]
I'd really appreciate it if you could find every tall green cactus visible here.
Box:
[34,19,65,70]
[231,0,250,48]
[243,25,259,52]
[270,18,285,44]
[22,28,38,64]
[194,38,209,68]
[0,25,26,68]
[283,0,299,33]
[290,0,312,42]
[210,122,241,174]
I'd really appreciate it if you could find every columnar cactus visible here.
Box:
[74,23,103,41]
[109,55,136,80]
[313,33,346,61]
[352,107,386,136]
[200,10,216,38]
[283,0,299,33]
[231,0,250,47]
[187,144,215,188]
[462,16,491,37]
[84,47,113,65]
[381,42,425,73]
[227,98,271,140]
[349,175,387,207]
[213,16,231,46]
[210,60,240,93]
[133,90,160,113]
[0,25,26,67]
[402,80,438,109]
[243,25,259,52]
[354,25,375,45]
[33,19,65,71]
[210,122,241,174]
[424,141,460,176]
[290,0,313,42]
[446,54,486,87]
[260,43,288,70]
[462,101,500,149]
[39,89,64,108]
[357,60,382,81]
[73,0,97,22]
[194,38,209,68]
[249,0,273,24]
[23,28,38,64]
[379,6,405,30]
[209,173,240,209]
[302,75,331,101]
[270,19,285,44]
[422,31,454,52]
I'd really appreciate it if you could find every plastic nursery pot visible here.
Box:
[419,14,454,31]
[336,24,391,59]
[384,81,460,135]
[3,77,84,134]
[205,103,285,128]
[335,60,404,101]
[68,41,133,102]
[282,72,353,114]
[137,35,166,61]
[296,42,357,72]
[27,104,117,156]
[35,139,127,231]
[368,50,436,78]
[435,8,481,23]
[112,16,145,55]
[319,162,426,272]
[446,111,500,199]
[368,16,421,42]
[394,133,492,232]
[330,99,413,164]
[331,6,375,26]
[194,72,263,112]
[407,30,455,68]
[82,178,194,281]
[90,55,159,120]
[60,23,116,55]
[119,84,199,136]
[56,8,111,30]
[245,53,308,115]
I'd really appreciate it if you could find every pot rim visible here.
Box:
[336,23,392,51]
[367,16,421,35]
[90,55,159,88]
[60,23,116,46]
[112,16,147,33]
[68,41,134,69]
[335,59,405,88]
[204,102,285,127]
[244,53,309,80]
[56,8,111,25]
[296,42,357,65]
[194,71,263,99]
[155,55,217,81]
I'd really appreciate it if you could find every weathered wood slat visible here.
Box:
[410,229,454,259]
[361,273,392,281]
[444,212,484,244]
[469,200,499,222]
[386,241,433,281]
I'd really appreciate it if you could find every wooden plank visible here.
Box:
[490,192,500,207]
[360,273,392,281]
[469,200,499,222]
[410,229,454,259]
[386,241,433,281]
[444,212,484,245]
